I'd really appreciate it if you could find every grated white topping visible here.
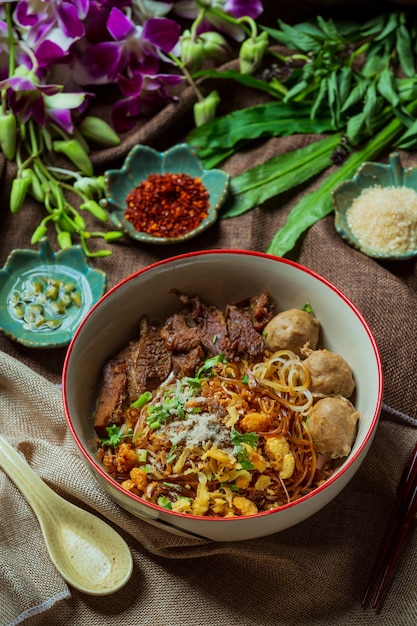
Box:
[166,411,232,449]
[346,185,417,254]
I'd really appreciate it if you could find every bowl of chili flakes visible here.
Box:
[101,143,230,245]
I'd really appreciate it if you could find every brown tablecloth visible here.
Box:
[1,3,417,625]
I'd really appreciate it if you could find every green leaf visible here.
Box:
[310,78,328,120]
[221,134,342,218]
[338,66,352,105]
[262,21,324,53]
[397,77,417,102]
[327,71,341,128]
[283,79,309,103]
[397,22,416,78]
[346,111,366,144]
[266,111,410,257]
[377,67,400,108]
[341,80,368,113]
[201,147,237,168]
[339,14,388,39]
[316,16,344,42]
[394,119,417,148]
[374,12,399,41]
[363,83,378,132]
[188,102,335,157]
[362,54,386,78]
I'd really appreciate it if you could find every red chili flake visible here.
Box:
[125,172,210,238]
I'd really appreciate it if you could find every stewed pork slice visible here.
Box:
[263,308,320,357]
[307,396,360,459]
[93,344,131,436]
[303,349,355,398]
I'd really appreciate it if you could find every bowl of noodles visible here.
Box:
[62,250,383,542]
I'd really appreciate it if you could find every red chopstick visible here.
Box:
[361,441,417,609]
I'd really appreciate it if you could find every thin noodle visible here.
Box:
[97,349,335,516]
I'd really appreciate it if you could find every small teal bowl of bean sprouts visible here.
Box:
[0,238,106,348]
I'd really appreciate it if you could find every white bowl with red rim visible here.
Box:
[62,250,383,541]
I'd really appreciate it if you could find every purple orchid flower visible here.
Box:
[112,70,183,131]
[73,8,181,85]
[14,0,89,53]
[0,66,89,132]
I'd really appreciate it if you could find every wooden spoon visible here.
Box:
[0,434,133,595]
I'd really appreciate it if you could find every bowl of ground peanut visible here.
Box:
[332,152,417,260]
[101,142,230,245]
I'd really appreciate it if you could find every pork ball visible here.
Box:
[304,349,355,398]
[307,396,360,459]
[263,308,320,357]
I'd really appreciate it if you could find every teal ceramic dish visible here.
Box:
[332,152,417,260]
[101,143,230,245]
[0,239,106,348]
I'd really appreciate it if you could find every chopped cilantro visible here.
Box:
[230,427,258,470]
[302,302,314,314]
[237,452,254,471]
[241,374,249,385]
[231,428,259,448]
[100,424,133,447]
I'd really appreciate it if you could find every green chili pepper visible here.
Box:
[57,231,72,249]
[79,116,121,147]
[52,139,93,176]
[27,168,45,203]
[73,214,87,230]
[103,230,124,242]
[10,174,32,214]
[31,224,48,244]
[239,31,269,75]
[193,90,220,127]
[0,112,17,160]
[80,199,108,222]
[180,30,205,73]
[55,212,78,233]
[200,31,231,62]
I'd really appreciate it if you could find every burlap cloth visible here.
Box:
[2,3,417,624]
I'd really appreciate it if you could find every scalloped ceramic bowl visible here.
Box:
[63,250,383,542]
[333,152,417,260]
[101,143,230,245]
[0,239,106,348]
